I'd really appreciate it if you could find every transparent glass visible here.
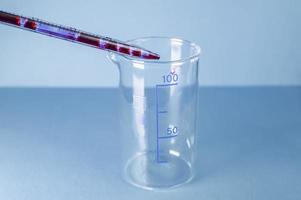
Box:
[109,37,201,190]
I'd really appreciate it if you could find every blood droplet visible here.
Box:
[24,19,37,30]
[132,50,141,57]
[118,46,130,55]
[77,33,100,47]
[0,12,20,26]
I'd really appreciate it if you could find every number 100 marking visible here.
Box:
[162,73,178,83]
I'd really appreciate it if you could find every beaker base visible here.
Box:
[123,152,193,190]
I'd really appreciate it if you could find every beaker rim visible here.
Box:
[116,36,201,64]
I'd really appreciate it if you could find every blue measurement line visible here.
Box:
[158,134,178,139]
[156,83,178,87]
[155,85,159,163]
[158,110,168,113]
[155,82,178,163]
[157,160,168,163]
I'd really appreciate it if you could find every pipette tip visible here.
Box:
[142,53,160,60]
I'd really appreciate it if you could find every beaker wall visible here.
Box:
[110,37,200,190]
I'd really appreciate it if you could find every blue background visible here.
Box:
[1,0,300,87]
[1,1,301,199]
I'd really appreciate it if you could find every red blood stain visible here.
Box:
[105,42,117,51]
[118,46,130,55]
[132,50,141,57]
[142,54,160,60]
[0,12,21,26]
[24,19,37,30]
[77,33,100,47]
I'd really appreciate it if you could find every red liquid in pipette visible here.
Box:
[0,10,160,60]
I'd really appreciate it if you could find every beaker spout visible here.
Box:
[107,53,119,66]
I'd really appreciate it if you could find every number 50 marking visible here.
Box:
[167,126,178,136]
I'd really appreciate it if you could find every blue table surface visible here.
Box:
[0,87,300,200]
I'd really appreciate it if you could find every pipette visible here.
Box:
[0,10,160,60]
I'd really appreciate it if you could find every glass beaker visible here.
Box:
[109,37,201,190]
